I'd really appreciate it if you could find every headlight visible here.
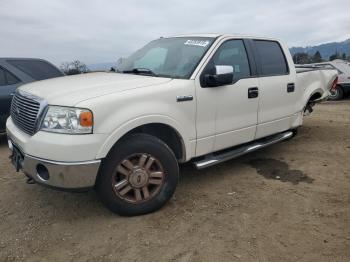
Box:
[41,106,93,134]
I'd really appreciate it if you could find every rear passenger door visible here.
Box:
[0,67,22,131]
[252,40,297,139]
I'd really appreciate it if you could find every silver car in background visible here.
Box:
[309,59,350,100]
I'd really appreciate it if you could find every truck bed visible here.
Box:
[295,66,338,104]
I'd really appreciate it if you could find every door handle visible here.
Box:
[248,87,259,99]
[287,83,295,93]
[176,95,193,102]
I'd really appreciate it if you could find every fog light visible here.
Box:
[36,164,50,181]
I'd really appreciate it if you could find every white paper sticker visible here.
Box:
[184,40,210,47]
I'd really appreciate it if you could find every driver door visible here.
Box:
[195,39,259,155]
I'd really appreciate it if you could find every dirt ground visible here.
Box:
[0,101,349,262]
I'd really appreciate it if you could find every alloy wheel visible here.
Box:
[112,153,165,203]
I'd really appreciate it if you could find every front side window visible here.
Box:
[117,37,215,79]
[207,39,251,80]
[254,40,289,76]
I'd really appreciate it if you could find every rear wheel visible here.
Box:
[328,86,344,101]
[96,134,179,216]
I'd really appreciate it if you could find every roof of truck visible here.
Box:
[169,33,279,41]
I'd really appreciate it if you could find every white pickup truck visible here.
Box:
[6,34,337,215]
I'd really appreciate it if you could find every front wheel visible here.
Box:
[328,86,344,101]
[96,134,179,216]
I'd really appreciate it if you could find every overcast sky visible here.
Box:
[0,0,349,66]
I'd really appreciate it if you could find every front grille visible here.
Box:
[11,92,41,135]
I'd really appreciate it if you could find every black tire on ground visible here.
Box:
[328,86,344,101]
[96,133,179,216]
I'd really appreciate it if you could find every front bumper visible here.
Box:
[23,154,101,190]
[6,116,106,190]
[8,138,101,190]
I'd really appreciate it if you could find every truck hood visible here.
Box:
[19,72,172,106]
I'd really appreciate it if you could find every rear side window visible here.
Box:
[254,40,289,76]
[7,59,63,80]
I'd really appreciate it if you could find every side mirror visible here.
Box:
[204,65,234,87]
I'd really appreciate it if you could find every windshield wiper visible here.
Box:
[123,68,158,77]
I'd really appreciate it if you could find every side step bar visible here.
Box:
[193,131,293,169]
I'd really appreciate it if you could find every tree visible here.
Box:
[293,52,311,64]
[312,51,323,63]
[60,60,89,75]
[329,52,340,61]
[341,53,347,60]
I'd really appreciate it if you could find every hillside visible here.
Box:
[290,38,350,60]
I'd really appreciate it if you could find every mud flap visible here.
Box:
[304,102,315,116]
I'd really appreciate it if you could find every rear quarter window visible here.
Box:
[254,40,289,76]
[7,59,63,80]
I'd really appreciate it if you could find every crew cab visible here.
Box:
[6,34,338,216]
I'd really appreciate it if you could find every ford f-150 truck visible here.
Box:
[6,34,338,216]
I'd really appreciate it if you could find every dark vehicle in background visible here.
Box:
[0,58,63,133]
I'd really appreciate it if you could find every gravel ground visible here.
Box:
[0,101,349,262]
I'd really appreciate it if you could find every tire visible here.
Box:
[96,133,179,216]
[328,86,344,101]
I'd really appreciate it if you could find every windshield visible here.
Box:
[117,37,215,79]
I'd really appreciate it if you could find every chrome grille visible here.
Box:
[11,92,41,135]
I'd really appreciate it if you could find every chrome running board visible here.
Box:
[193,131,293,169]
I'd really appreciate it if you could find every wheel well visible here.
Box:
[120,123,185,162]
[309,92,322,102]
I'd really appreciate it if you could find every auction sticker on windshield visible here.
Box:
[184,40,210,47]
